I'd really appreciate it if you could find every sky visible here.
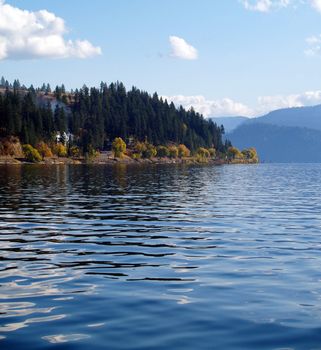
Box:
[2,0,321,117]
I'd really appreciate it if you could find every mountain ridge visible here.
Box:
[226,104,321,162]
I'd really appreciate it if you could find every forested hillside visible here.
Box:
[0,78,227,153]
[228,123,321,163]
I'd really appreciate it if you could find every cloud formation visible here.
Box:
[163,91,321,118]
[241,0,321,13]
[257,91,321,112]
[304,34,321,56]
[162,95,254,117]
[169,36,198,60]
[240,0,291,12]
[311,0,321,12]
[0,0,102,60]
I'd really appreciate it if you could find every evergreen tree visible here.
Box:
[0,76,5,88]
[45,84,51,94]
[0,79,228,153]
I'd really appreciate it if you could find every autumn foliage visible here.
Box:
[52,143,68,157]
[112,137,126,158]
[178,144,190,158]
[36,142,53,159]
[22,144,42,163]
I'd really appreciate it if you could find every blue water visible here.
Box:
[1,163,321,349]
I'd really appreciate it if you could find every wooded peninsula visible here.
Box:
[0,78,258,165]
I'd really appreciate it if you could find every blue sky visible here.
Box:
[2,0,321,117]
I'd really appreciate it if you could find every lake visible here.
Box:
[1,163,321,349]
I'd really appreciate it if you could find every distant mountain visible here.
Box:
[211,116,248,133]
[228,123,321,163]
[226,104,321,163]
[248,104,321,131]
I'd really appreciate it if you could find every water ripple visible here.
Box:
[1,164,321,349]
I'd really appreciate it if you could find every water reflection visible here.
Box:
[0,314,66,332]
[42,333,90,344]
[1,164,321,349]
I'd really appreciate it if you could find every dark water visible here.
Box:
[1,164,321,349]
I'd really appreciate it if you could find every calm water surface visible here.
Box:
[1,163,321,349]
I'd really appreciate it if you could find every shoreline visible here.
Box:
[0,155,258,166]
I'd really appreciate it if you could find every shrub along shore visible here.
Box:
[0,136,258,165]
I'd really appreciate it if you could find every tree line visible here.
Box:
[0,78,230,153]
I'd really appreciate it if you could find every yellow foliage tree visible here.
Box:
[132,141,157,159]
[241,147,258,161]
[36,142,53,159]
[22,144,42,163]
[157,145,169,158]
[227,146,243,160]
[134,141,146,155]
[112,137,126,158]
[53,143,67,157]
[168,145,178,158]
[208,148,216,158]
[0,136,23,157]
[197,147,210,158]
[178,144,190,158]
[69,145,81,158]
[142,143,157,158]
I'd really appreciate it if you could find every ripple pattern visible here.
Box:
[1,164,321,349]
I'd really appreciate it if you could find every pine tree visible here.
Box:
[0,79,228,152]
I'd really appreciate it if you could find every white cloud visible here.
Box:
[169,36,198,60]
[304,34,321,56]
[240,0,291,12]
[241,0,321,13]
[163,90,321,118]
[0,0,102,60]
[310,0,321,12]
[162,95,254,117]
[257,91,321,113]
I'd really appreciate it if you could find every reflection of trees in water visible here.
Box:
[0,164,221,214]
[0,163,226,344]
[0,165,72,222]
[0,165,23,211]
[112,164,128,190]
[0,164,223,228]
